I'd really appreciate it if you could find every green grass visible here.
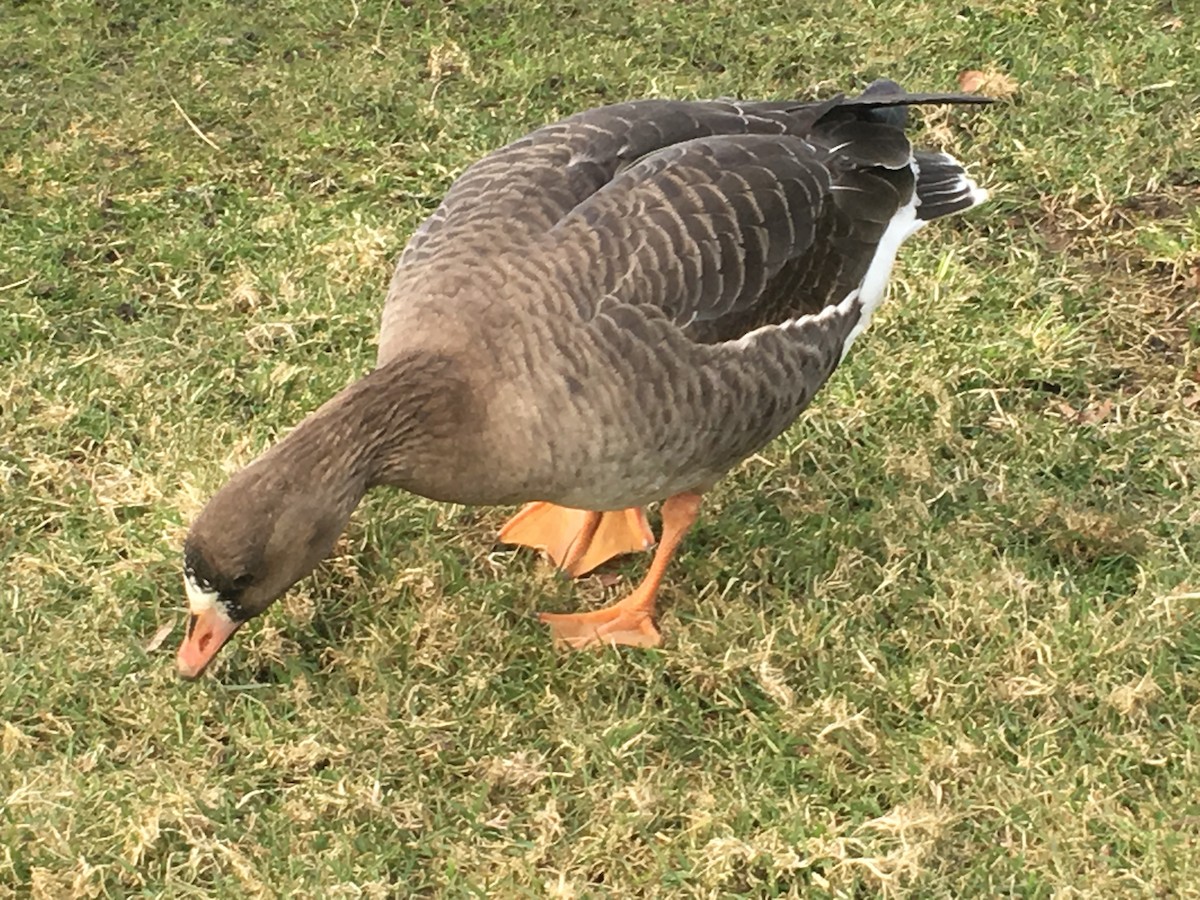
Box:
[2,0,1198,895]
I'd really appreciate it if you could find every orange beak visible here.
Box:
[177,608,242,679]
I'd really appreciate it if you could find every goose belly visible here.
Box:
[477,355,808,510]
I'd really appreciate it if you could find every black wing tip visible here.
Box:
[861,78,905,97]
[840,81,995,128]
[851,78,998,107]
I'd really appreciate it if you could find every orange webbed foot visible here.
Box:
[498,502,653,577]
[539,605,663,649]
[534,492,703,651]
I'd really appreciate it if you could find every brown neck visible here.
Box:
[260,351,465,504]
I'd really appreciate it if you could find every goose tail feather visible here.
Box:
[914,150,989,221]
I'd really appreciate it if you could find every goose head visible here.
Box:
[177,458,360,679]
[175,352,471,678]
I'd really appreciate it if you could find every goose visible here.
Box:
[177,79,991,679]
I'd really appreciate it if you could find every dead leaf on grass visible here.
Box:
[1106,673,1162,716]
[1079,398,1114,425]
[957,68,1020,99]
[1052,398,1114,425]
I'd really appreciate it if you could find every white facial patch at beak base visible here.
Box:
[184,570,227,620]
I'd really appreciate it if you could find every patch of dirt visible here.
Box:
[1027,173,1198,255]
[1017,177,1198,395]
[1119,191,1192,220]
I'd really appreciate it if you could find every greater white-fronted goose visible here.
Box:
[177,79,991,678]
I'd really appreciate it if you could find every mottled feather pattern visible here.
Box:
[555,136,830,325]
[399,99,827,267]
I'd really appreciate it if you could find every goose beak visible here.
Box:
[177,608,241,679]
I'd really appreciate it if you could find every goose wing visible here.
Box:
[548,117,918,340]
[397,98,840,267]
[549,86,990,341]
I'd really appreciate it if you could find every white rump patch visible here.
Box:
[184,570,226,619]
[837,166,925,361]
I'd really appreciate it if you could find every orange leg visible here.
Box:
[498,502,654,577]
[538,492,702,649]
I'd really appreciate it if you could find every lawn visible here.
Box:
[2,0,1198,895]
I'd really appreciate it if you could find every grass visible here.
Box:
[1,0,1198,895]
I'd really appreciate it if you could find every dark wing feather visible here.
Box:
[557,135,829,323]
[546,119,917,341]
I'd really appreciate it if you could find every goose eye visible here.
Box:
[231,573,254,591]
